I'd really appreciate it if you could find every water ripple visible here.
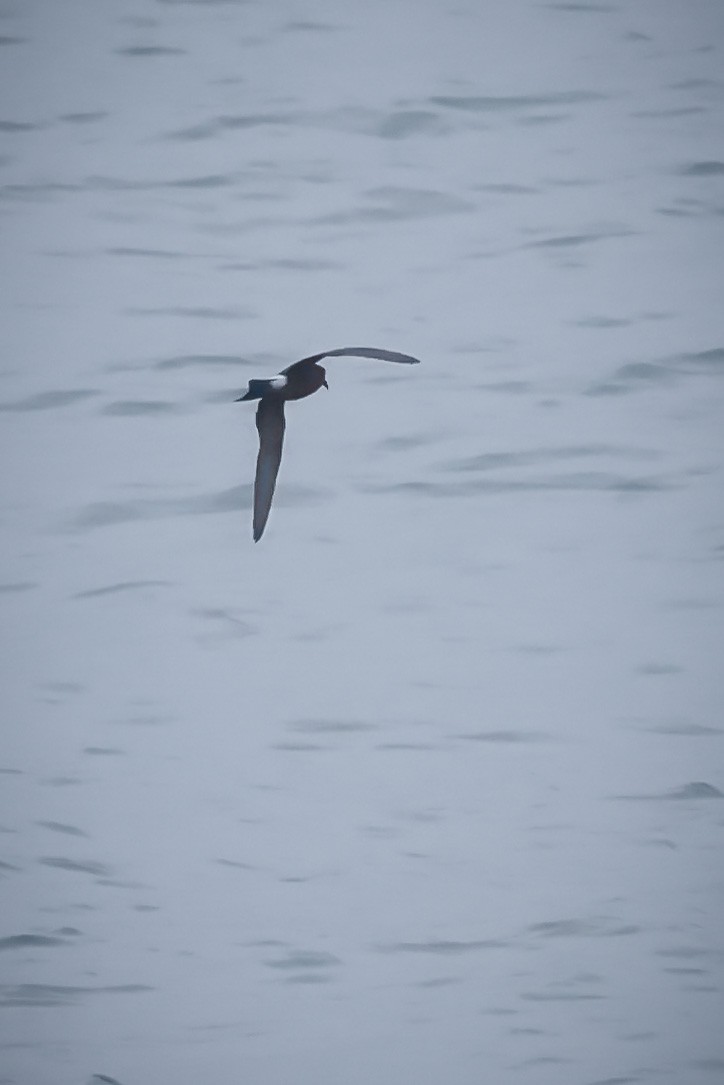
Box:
[69,481,330,530]
[377,939,506,955]
[0,934,66,951]
[0,983,152,1007]
[40,857,111,877]
[0,390,97,412]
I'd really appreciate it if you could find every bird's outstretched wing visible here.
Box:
[253,396,286,542]
[283,346,420,374]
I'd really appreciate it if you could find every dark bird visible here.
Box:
[236,346,420,541]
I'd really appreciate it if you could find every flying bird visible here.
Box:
[236,346,420,541]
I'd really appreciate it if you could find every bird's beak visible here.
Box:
[323,379,329,390]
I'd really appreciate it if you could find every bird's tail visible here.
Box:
[236,379,273,402]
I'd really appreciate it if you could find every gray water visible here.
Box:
[1,1,723,1083]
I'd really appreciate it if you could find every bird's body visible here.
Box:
[236,346,420,541]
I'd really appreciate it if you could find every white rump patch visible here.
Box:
[270,375,288,389]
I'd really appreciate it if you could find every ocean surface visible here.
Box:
[1,1,723,1083]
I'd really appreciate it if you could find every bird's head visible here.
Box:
[308,364,329,392]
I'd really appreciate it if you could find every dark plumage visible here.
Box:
[236,346,420,541]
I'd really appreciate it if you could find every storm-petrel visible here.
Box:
[236,346,420,541]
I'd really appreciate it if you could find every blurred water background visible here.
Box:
[1,1,723,1082]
